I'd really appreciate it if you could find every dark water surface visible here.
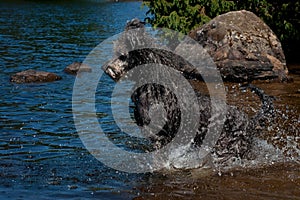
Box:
[0,1,147,199]
[0,1,299,199]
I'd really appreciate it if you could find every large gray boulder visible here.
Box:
[189,10,289,82]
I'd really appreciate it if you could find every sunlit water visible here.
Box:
[0,1,299,199]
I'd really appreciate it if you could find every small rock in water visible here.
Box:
[68,185,78,190]
[64,62,92,75]
[48,180,61,185]
[10,69,61,83]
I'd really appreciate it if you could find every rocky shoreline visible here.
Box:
[10,10,291,84]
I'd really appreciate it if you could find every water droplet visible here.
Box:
[218,170,222,176]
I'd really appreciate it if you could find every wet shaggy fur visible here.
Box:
[131,83,274,163]
[103,19,275,163]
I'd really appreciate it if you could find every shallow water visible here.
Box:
[134,162,300,200]
[0,0,299,199]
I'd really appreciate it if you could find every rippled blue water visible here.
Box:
[0,1,148,199]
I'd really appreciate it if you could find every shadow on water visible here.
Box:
[0,0,299,199]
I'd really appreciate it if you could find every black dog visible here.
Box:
[103,19,275,164]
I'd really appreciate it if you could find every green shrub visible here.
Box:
[144,0,300,61]
[144,0,235,34]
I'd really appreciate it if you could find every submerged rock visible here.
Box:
[64,62,92,75]
[10,69,61,83]
[189,10,289,82]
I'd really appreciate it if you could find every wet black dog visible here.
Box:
[103,19,275,163]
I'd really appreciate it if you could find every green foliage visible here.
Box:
[233,0,300,43]
[144,0,235,35]
[144,0,300,60]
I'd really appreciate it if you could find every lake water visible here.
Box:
[0,0,299,199]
